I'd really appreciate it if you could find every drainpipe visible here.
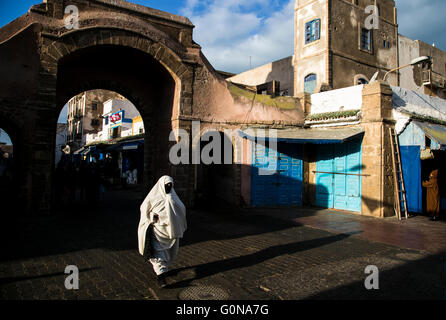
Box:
[395,6,400,86]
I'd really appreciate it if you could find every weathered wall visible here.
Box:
[360,81,395,217]
[0,0,305,216]
[398,35,423,93]
[227,56,294,96]
[294,0,398,95]
[330,0,398,89]
[399,35,446,99]
[294,0,329,95]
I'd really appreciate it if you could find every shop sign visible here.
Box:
[110,111,123,124]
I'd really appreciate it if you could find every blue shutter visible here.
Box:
[314,19,320,41]
[316,140,362,212]
[367,30,372,51]
[251,142,303,207]
[305,19,320,44]
[305,22,311,43]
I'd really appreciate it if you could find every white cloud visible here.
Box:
[182,0,295,74]
[182,0,446,73]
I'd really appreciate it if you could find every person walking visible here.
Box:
[138,175,187,288]
[422,169,440,221]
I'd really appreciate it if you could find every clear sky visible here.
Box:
[0,130,12,145]
[0,0,445,131]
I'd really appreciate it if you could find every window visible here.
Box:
[305,19,321,44]
[105,116,109,125]
[360,28,372,52]
[304,74,317,94]
[111,127,121,139]
[91,103,97,111]
[383,40,391,48]
[357,78,369,85]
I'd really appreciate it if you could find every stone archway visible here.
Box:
[55,42,178,188]
[0,0,305,216]
[0,0,200,215]
[46,29,196,214]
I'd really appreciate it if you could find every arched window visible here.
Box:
[304,74,317,94]
[354,74,370,85]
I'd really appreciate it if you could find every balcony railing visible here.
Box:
[422,70,445,88]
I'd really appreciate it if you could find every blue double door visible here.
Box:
[316,140,362,212]
[251,141,303,207]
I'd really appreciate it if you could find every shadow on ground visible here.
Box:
[0,186,315,263]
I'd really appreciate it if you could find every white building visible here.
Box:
[86,99,140,144]
[55,123,67,165]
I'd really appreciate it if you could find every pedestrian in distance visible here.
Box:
[138,175,187,288]
[422,169,440,221]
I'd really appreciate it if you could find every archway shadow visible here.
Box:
[166,232,357,289]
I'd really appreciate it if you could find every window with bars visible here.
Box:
[360,28,372,52]
[305,19,321,44]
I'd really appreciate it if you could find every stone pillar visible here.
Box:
[360,81,395,218]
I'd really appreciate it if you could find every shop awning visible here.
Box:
[413,121,446,149]
[106,140,144,151]
[238,127,364,144]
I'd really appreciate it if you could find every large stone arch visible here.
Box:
[46,29,196,212]
[0,0,203,215]
[0,0,305,216]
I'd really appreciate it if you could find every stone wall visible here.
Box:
[360,81,395,217]
[0,0,305,216]
[227,56,294,96]
[294,0,398,94]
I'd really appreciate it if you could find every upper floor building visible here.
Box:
[294,0,399,95]
[66,90,124,150]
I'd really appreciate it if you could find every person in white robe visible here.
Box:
[138,175,187,288]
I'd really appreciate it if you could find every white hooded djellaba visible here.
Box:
[138,175,187,276]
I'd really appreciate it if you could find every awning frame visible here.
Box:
[238,127,364,144]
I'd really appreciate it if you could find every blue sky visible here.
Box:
[0,0,445,142]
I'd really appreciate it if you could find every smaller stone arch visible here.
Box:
[354,74,370,85]
[304,73,318,94]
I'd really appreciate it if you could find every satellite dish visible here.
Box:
[370,72,379,83]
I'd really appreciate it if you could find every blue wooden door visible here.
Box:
[316,145,334,209]
[400,146,422,213]
[251,141,277,207]
[316,140,362,212]
[251,141,303,207]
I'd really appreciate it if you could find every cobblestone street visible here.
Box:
[1,187,445,300]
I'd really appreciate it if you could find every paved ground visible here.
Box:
[1,186,445,300]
